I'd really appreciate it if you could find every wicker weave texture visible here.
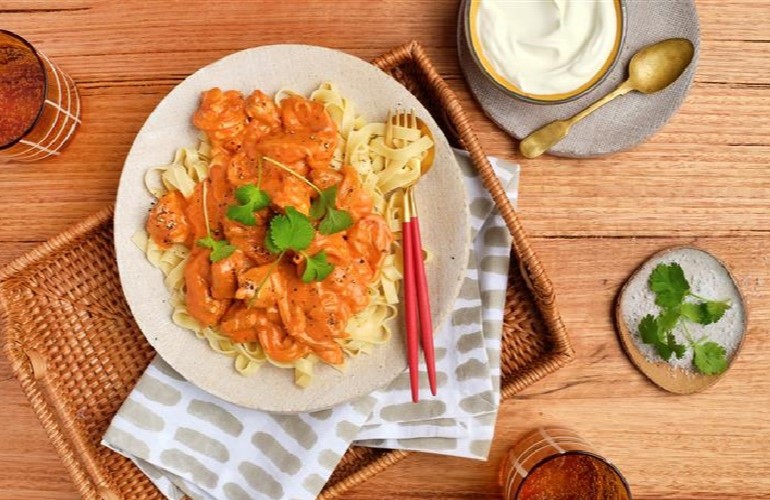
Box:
[0,41,572,500]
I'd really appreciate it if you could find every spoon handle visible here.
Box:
[519,81,635,159]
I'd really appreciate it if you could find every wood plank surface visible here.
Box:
[0,1,768,499]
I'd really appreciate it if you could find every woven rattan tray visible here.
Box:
[0,41,572,499]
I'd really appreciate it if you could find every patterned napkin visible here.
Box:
[355,150,516,457]
[102,150,519,500]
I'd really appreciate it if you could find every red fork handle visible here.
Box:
[410,216,436,396]
[402,217,420,403]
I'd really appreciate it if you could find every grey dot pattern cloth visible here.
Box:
[102,150,519,500]
[458,0,700,157]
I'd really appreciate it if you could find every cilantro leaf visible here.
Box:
[651,332,686,361]
[680,302,705,324]
[703,300,730,325]
[681,300,730,325]
[658,307,681,333]
[642,261,733,373]
[226,184,270,226]
[653,341,674,361]
[302,251,334,282]
[649,262,690,309]
[310,185,353,235]
[667,333,687,359]
[693,341,728,375]
[311,186,337,220]
[639,315,661,345]
[319,207,353,235]
[210,243,237,262]
[268,206,314,252]
[197,236,217,249]
[252,190,270,210]
[197,236,236,262]
[234,184,263,205]
[264,231,281,254]
[227,203,258,226]
[639,314,685,361]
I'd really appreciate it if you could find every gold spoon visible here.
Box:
[519,38,695,159]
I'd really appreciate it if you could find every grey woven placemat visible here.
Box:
[458,0,700,158]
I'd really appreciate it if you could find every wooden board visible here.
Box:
[615,246,747,395]
[0,1,769,498]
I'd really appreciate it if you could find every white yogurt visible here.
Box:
[470,0,621,98]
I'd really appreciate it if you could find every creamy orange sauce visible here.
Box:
[147,88,392,365]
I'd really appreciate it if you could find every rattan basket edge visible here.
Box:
[0,205,117,499]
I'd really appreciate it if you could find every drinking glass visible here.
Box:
[499,427,632,500]
[0,29,80,162]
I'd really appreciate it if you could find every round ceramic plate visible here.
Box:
[458,0,700,158]
[115,45,470,413]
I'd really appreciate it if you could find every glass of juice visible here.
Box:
[499,427,632,500]
[0,30,80,162]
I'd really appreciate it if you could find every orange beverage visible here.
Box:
[499,427,631,500]
[0,30,80,162]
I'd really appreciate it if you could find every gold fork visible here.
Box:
[388,109,437,401]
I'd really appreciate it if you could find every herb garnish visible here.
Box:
[268,207,315,252]
[197,182,236,262]
[227,184,270,225]
[312,186,353,234]
[221,156,359,299]
[248,206,339,305]
[226,157,270,226]
[264,207,335,283]
[264,156,352,235]
[197,236,236,262]
[302,250,334,282]
[638,262,731,375]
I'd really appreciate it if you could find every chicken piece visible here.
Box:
[306,232,350,266]
[192,88,247,154]
[244,90,281,141]
[301,287,350,341]
[309,165,344,190]
[184,248,230,327]
[346,214,393,281]
[223,211,275,265]
[193,88,246,131]
[321,265,371,312]
[278,95,337,167]
[257,321,310,363]
[292,332,344,365]
[278,302,307,339]
[220,303,258,332]
[235,262,287,306]
[266,174,313,215]
[219,303,260,342]
[257,134,314,166]
[210,250,253,299]
[146,191,189,249]
[335,165,373,221]
[280,95,336,136]
[226,151,260,187]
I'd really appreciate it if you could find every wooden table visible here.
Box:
[1,1,768,498]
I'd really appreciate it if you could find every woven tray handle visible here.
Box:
[372,41,557,310]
